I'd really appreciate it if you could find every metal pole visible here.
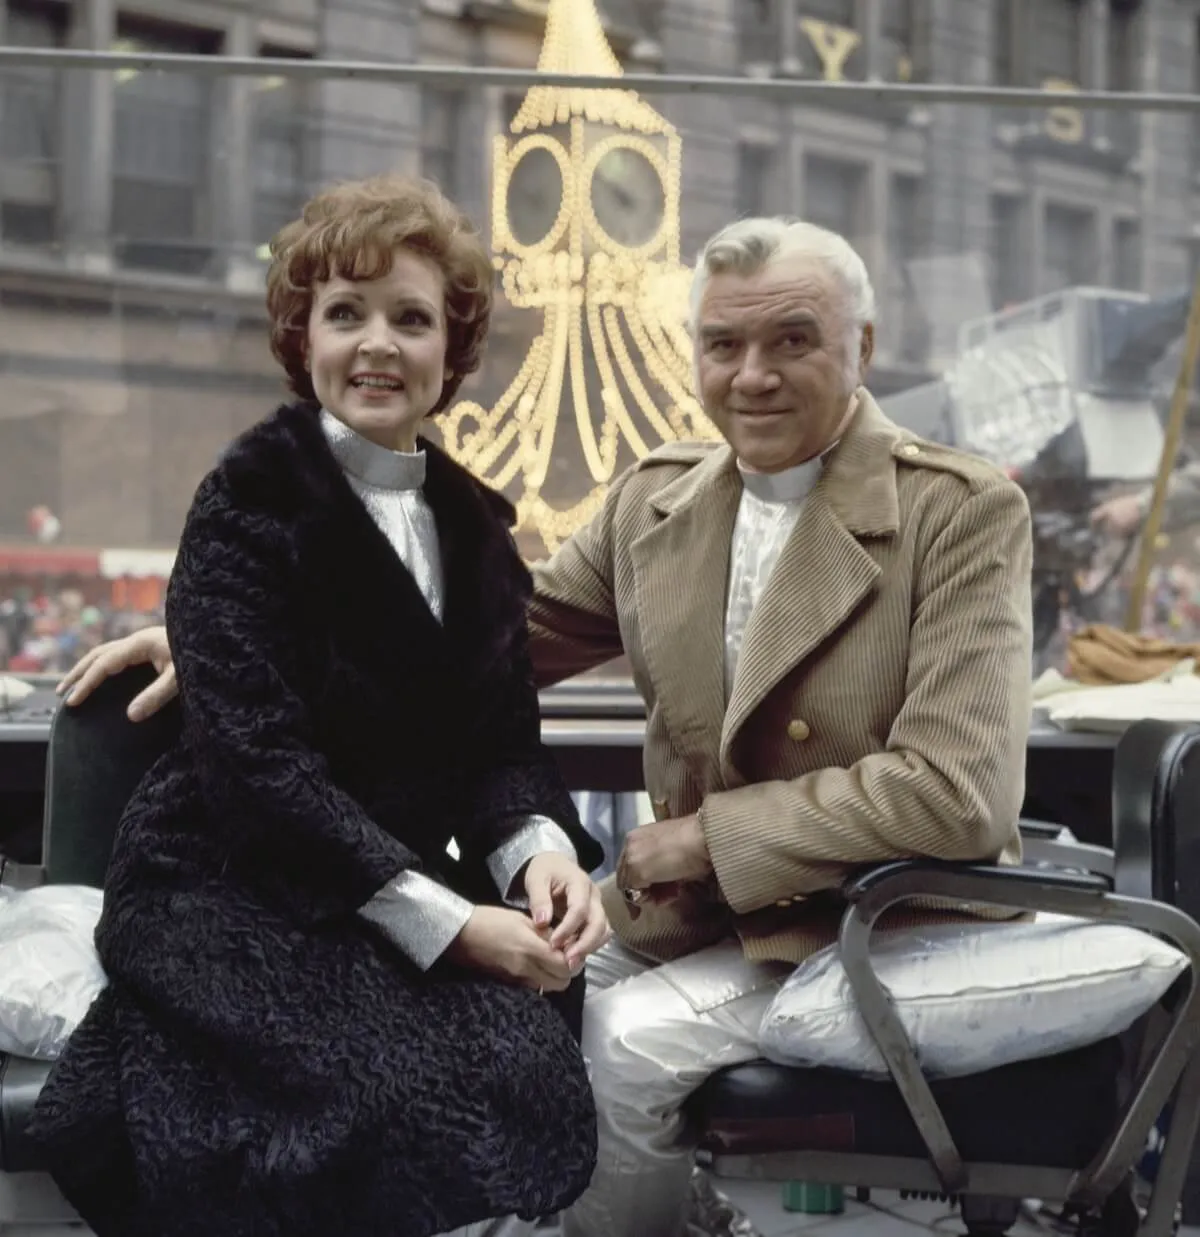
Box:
[0,46,1197,110]
[1124,272,1200,631]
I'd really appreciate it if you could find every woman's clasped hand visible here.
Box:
[450,853,611,990]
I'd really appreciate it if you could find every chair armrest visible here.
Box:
[1018,817,1064,840]
[1018,818,1117,882]
[844,859,1109,914]
[1022,838,1115,881]
[834,859,1200,1204]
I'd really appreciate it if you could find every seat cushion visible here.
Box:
[0,1053,54,1172]
[758,919,1183,1080]
[688,1037,1122,1169]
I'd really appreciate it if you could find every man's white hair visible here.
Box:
[688,218,877,387]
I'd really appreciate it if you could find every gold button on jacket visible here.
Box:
[786,718,811,742]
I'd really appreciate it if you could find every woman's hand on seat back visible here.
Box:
[58,625,176,721]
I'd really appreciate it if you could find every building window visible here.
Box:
[889,175,920,263]
[882,0,915,57]
[252,49,312,256]
[615,0,664,42]
[0,0,67,250]
[738,0,777,68]
[989,194,1024,310]
[1033,0,1084,84]
[421,88,464,198]
[1107,2,1138,91]
[803,154,864,242]
[992,0,1018,84]
[801,0,855,28]
[111,16,220,276]
[737,143,776,218]
[1113,218,1141,291]
[1043,202,1095,293]
[887,174,927,363]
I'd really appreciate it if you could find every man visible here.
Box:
[1091,461,1200,538]
[57,217,1034,1237]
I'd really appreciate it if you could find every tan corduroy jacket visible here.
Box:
[530,391,1034,966]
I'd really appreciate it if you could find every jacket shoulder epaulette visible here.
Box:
[890,436,1012,494]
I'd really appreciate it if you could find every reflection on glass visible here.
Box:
[253,53,313,260]
[1,0,66,252]
[589,147,665,248]
[0,0,1198,680]
[505,145,563,247]
[111,22,218,276]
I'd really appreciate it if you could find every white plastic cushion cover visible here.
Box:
[758,915,1188,1079]
[0,884,107,1060]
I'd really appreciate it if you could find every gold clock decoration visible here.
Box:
[586,140,668,251]
[441,0,718,554]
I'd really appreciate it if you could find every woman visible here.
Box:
[29,174,609,1237]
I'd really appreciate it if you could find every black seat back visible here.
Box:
[1112,719,1200,923]
[41,665,181,887]
[1111,719,1200,1224]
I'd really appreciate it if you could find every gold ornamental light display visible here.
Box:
[440,0,719,553]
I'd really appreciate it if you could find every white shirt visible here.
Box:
[724,456,824,697]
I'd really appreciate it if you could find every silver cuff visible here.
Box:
[358,870,474,971]
[487,816,578,907]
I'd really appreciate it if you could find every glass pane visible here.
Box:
[0,15,1194,690]
[1033,0,1084,83]
[1,73,57,162]
[1044,203,1096,294]
[0,1,65,253]
[736,143,773,218]
[804,155,864,242]
[738,0,778,67]
[420,86,463,198]
[109,26,214,274]
[802,0,855,28]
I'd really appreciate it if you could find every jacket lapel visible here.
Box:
[269,405,450,667]
[423,441,530,686]
[719,392,903,775]
[631,446,741,787]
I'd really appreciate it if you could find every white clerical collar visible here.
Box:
[319,408,426,492]
[737,455,823,504]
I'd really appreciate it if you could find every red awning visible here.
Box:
[0,544,101,575]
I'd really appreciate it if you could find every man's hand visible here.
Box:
[616,814,713,899]
[445,906,574,992]
[56,626,176,721]
[1090,493,1144,538]
[523,853,610,971]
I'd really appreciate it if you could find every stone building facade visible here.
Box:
[0,0,1197,560]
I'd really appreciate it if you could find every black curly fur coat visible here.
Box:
[28,402,605,1237]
